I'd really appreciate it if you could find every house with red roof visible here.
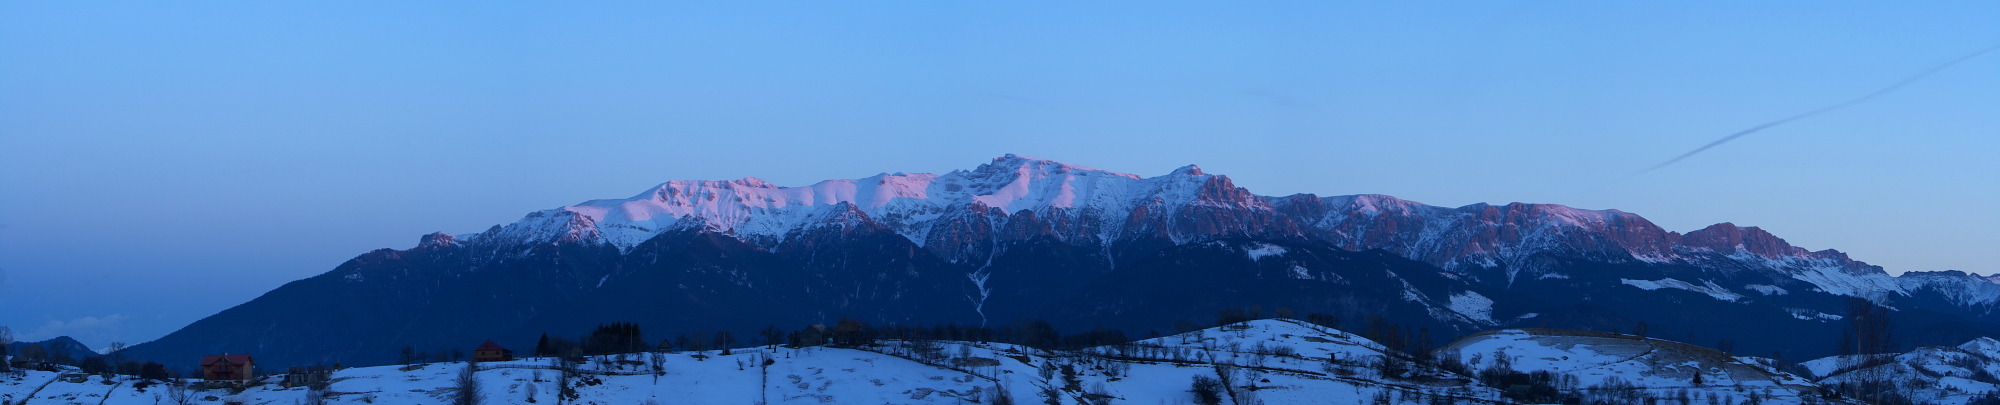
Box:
[200,354,255,385]
[473,340,513,362]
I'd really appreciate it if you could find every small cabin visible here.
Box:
[833,320,867,346]
[473,340,514,362]
[791,324,837,347]
[200,354,255,385]
[9,358,53,372]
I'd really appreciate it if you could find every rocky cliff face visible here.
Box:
[454,154,1894,284]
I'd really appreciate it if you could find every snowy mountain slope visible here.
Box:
[120,155,2000,371]
[1437,328,1827,403]
[448,155,1971,306]
[1802,338,2000,405]
[447,155,2000,323]
[461,155,1264,253]
[1901,271,2000,313]
[437,155,2000,318]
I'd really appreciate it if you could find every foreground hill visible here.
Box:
[6,320,1904,404]
[1438,328,1826,403]
[16,320,1511,405]
[123,155,2000,369]
[1802,337,2000,405]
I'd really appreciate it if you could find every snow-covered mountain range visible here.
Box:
[461,154,1988,304]
[121,155,2000,371]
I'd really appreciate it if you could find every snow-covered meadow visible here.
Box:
[2,320,1512,405]
[35,319,2000,404]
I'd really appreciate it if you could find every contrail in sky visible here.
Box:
[1627,42,2000,178]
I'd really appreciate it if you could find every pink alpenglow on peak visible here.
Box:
[443,154,1902,300]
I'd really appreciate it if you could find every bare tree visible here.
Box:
[1841,297,1897,403]
[399,345,416,365]
[552,356,579,405]
[1849,298,1895,356]
[166,378,196,405]
[0,326,10,373]
[105,342,129,375]
[649,352,666,383]
[760,325,785,348]
[1191,374,1224,405]
[715,331,736,355]
[445,362,484,405]
[301,386,328,405]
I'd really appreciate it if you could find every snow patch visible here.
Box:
[1448,291,1495,324]
[1744,284,1788,295]
[1784,307,1843,321]
[1620,278,1746,302]
[1245,243,1288,261]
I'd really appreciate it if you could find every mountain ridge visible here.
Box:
[117,154,2000,370]
[447,154,1931,299]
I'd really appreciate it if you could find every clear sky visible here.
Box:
[2,1,1996,349]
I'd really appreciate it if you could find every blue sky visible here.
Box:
[2,1,1995,348]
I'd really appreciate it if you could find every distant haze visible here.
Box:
[1,1,1995,348]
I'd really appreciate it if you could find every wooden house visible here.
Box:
[833,319,867,346]
[473,340,514,362]
[200,354,255,385]
[792,324,832,347]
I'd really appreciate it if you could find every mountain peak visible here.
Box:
[975,154,1139,179]
[1682,222,1796,257]
[417,232,456,248]
[1961,336,2000,355]
[447,155,1891,300]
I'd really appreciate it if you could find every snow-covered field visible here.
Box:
[1,320,1509,405]
[0,370,57,405]
[1438,328,1825,404]
[33,319,2000,404]
[1802,338,2000,405]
